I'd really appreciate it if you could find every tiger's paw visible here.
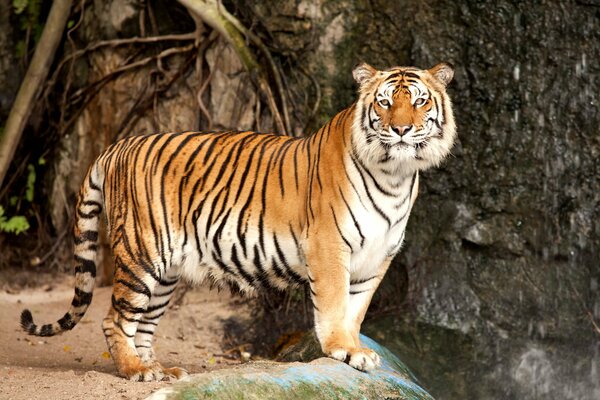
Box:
[162,366,189,380]
[324,345,381,372]
[347,348,380,372]
[125,362,188,382]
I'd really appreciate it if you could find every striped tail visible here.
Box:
[21,165,104,337]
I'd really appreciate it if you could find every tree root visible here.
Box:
[177,0,291,135]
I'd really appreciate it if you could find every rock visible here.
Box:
[146,332,433,400]
[365,316,600,400]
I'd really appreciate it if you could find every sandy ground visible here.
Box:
[0,273,255,400]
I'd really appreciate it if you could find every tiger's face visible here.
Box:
[352,63,456,172]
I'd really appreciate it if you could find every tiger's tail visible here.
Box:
[21,163,104,336]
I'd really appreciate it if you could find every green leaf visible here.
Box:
[0,215,30,234]
[12,0,28,15]
[38,156,46,165]
[25,164,35,202]
[67,19,74,29]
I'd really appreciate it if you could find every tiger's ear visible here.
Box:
[353,63,377,86]
[429,63,454,86]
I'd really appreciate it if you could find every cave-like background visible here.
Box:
[0,1,598,399]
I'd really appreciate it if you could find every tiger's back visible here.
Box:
[100,129,318,292]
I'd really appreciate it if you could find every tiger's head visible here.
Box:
[351,62,456,173]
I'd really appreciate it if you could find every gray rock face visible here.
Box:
[146,333,433,400]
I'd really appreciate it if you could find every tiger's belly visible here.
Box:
[175,222,307,293]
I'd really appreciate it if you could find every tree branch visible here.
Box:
[0,0,73,189]
[177,0,288,134]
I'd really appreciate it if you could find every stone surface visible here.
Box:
[146,333,433,400]
[365,316,600,400]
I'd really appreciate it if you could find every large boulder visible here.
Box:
[146,332,433,400]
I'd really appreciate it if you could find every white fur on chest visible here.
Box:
[343,160,417,281]
[349,214,408,276]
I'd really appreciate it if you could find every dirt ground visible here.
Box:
[0,271,257,400]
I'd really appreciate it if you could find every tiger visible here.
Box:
[20,62,456,381]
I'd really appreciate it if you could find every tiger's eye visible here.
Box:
[378,99,390,108]
[414,98,426,106]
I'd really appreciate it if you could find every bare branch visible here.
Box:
[45,32,197,95]
[177,0,287,134]
[221,11,292,135]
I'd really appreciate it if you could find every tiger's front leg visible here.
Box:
[343,256,395,368]
[306,238,380,372]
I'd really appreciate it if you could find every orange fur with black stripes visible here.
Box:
[20,62,456,380]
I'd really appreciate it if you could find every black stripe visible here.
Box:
[81,200,102,209]
[276,138,294,197]
[145,300,170,313]
[74,255,96,277]
[39,324,54,336]
[349,156,391,226]
[153,285,178,298]
[138,320,158,326]
[270,255,287,281]
[343,167,368,210]
[76,208,101,219]
[273,233,305,285]
[350,276,377,285]
[292,142,300,192]
[88,174,101,191]
[367,103,377,134]
[115,257,152,298]
[74,231,98,244]
[338,188,365,248]
[353,154,396,197]
[142,309,166,320]
[114,320,134,338]
[112,295,146,315]
[71,288,93,307]
[330,205,352,252]
[252,244,274,289]
[212,251,235,276]
[58,313,75,330]
[231,245,257,288]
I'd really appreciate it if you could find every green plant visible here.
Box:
[0,157,43,235]
[0,205,30,234]
[13,0,44,58]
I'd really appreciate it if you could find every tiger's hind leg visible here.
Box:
[134,270,188,380]
[102,253,178,381]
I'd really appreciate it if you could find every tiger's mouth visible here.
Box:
[377,128,437,162]
[380,129,431,149]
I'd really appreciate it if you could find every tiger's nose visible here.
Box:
[391,125,412,136]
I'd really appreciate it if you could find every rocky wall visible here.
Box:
[235,0,599,398]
